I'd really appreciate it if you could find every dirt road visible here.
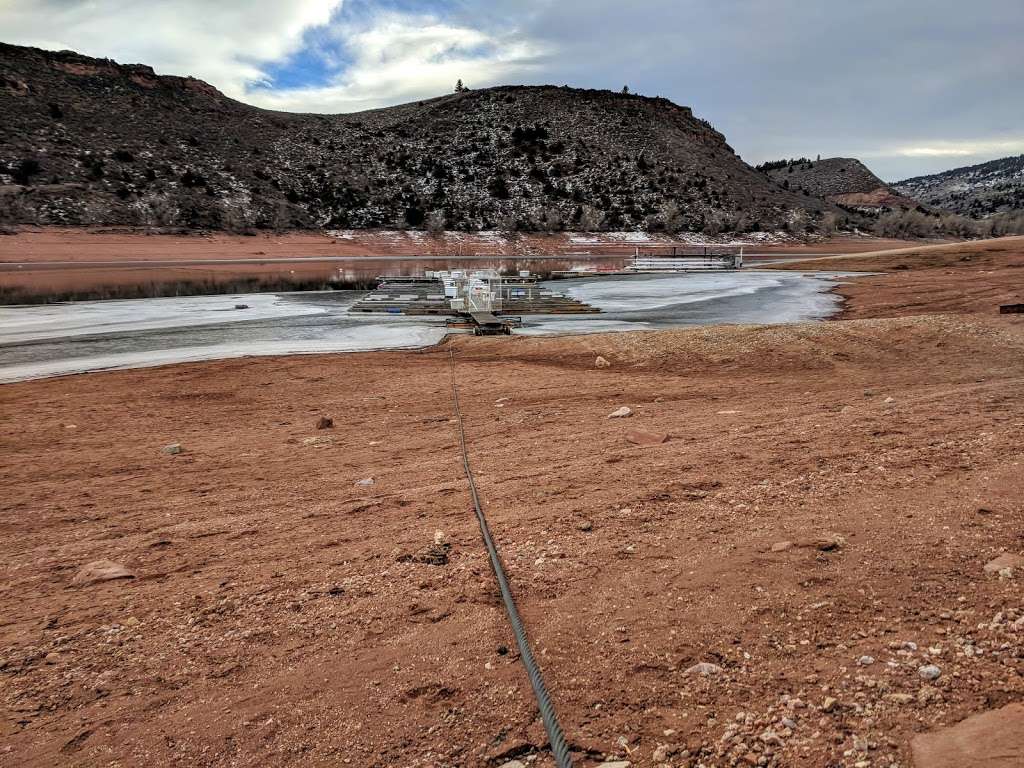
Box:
[1,243,1022,767]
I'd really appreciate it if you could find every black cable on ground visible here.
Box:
[447,347,574,768]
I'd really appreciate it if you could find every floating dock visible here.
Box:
[350,270,599,319]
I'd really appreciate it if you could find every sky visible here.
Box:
[2,0,1022,181]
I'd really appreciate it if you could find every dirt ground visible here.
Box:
[1,242,1023,768]
[769,236,1024,319]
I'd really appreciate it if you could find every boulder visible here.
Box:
[162,443,182,455]
[608,406,633,419]
[911,702,1024,767]
[71,560,134,587]
[316,416,333,430]
[595,356,611,368]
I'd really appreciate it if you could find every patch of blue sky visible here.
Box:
[251,22,347,90]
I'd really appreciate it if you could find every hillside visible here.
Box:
[0,42,841,234]
[895,155,1024,217]
[763,157,919,210]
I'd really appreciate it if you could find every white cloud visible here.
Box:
[888,139,1024,158]
[243,14,547,113]
[0,0,342,96]
[1,2,546,114]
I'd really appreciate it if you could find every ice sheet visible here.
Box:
[0,271,857,383]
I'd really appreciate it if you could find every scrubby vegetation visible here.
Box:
[872,208,1024,238]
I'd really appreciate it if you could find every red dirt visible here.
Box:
[1,243,1022,768]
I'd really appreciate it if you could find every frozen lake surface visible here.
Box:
[0,270,855,382]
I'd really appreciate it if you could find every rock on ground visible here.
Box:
[983,552,1024,574]
[684,662,722,676]
[911,702,1024,767]
[625,429,668,446]
[71,560,134,587]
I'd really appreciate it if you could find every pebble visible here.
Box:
[607,406,633,419]
[595,356,611,369]
[770,541,792,552]
[355,478,374,486]
[822,696,838,712]
[315,416,333,429]
[577,519,593,532]
[44,652,59,664]
[600,762,630,768]
[162,443,182,455]
[918,664,941,681]
[857,655,875,666]
[652,744,671,762]
[497,761,526,768]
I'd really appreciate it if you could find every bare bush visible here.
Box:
[426,210,446,234]
[579,204,605,231]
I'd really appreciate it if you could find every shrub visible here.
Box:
[12,158,41,185]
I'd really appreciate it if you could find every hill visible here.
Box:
[894,155,1024,218]
[0,43,841,234]
[762,157,920,211]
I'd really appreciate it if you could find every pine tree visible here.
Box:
[455,79,468,93]
[621,85,630,95]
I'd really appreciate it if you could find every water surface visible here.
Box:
[0,270,855,383]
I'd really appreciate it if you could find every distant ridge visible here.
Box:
[763,157,920,211]
[895,154,1024,217]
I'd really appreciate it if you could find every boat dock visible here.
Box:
[350,270,599,324]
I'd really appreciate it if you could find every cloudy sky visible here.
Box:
[3,0,1022,180]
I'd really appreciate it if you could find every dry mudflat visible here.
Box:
[1,239,1023,767]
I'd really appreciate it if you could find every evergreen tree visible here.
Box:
[621,85,630,95]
